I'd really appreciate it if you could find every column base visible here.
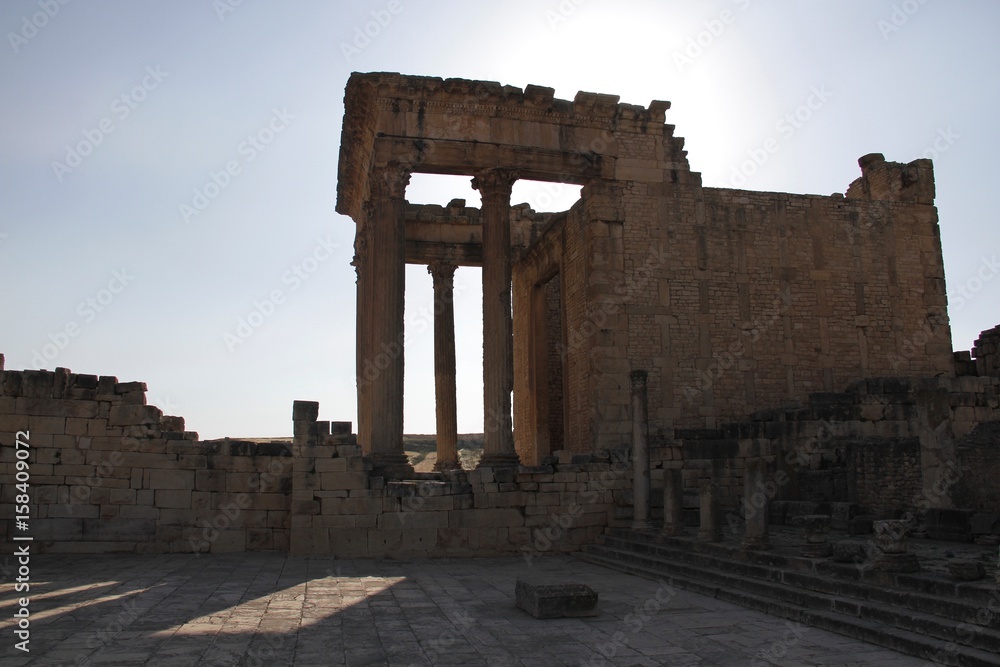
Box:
[477,453,520,468]
[433,459,461,472]
[631,520,653,531]
[368,453,414,480]
[742,536,771,551]
[661,523,687,537]
[697,528,722,543]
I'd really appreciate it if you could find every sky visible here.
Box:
[1,0,998,439]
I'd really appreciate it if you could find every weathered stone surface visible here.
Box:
[515,578,598,619]
[947,560,985,581]
[925,508,973,542]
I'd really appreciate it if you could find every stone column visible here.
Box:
[630,370,651,530]
[428,261,459,471]
[363,162,412,477]
[662,467,685,536]
[473,168,519,468]
[698,478,721,542]
[742,458,770,550]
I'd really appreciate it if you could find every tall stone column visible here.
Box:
[428,261,459,471]
[473,168,519,468]
[662,467,685,536]
[742,458,770,550]
[362,162,412,477]
[631,370,651,530]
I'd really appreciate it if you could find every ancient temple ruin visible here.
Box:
[337,71,955,472]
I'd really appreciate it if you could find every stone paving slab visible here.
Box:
[0,553,935,666]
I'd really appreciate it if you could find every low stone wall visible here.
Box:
[289,401,628,558]
[650,375,1000,519]
[0,357,628,556]
[973,325,1000,378]
[0,357,292,554]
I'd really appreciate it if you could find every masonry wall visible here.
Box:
[571,159,953,455]
[1,358,629,556]
[0,358,292,554]
[288,401,628,558]
[648,375,1000,518]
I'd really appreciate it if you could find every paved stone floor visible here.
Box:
[0,553,935,666]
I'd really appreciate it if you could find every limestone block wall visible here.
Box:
[290,401,628,558]
[973,325,1000,378]
[0,357,292,554]
[650,374,1000,518]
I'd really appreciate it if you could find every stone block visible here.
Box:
[149,469,195,490]
[925,508,973,542]
[154,490,192,509]
[515,579,598,618]
[947,560,985,581]
[108,404,162,426]
[970,513,1000,536]
[320,471,369,491]
[82,518,156,541]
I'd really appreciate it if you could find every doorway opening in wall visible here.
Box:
[402,174,484,470]
[526,271,566,465]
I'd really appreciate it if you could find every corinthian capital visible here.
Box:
[427,260,457,288]
[471,168,519,203]
[370,162,411,200]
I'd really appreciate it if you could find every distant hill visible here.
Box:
[404,433,483,471]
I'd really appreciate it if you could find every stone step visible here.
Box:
[591,540,1000,655]
[579,547,1000,667]
[599,531,1000,635]
[605,527,1000,612]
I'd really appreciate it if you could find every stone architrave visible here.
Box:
[662,467,685,537]
[361,162,413,477]
[630,370,651,530]
[742,458,770,550]
[428,261,459,471]
[473,168,520,468]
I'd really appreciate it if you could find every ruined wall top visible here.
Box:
[337,72,691,220]
[845,153,935,204]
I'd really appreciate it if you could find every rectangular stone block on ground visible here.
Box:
[515,578,599,618]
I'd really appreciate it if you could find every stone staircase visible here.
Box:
[580,527,1000,666]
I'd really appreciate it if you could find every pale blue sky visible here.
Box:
[2,0,998,438]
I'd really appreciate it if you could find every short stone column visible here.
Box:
[872,519,920,572]
[742,458,770,550]
[698,478,722,542]
[473,168,520,468]
[661,467,685,536]
[428,261,459,471]
[630,370,651,530]
[360,162,413,478]
[795,515,832,558]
